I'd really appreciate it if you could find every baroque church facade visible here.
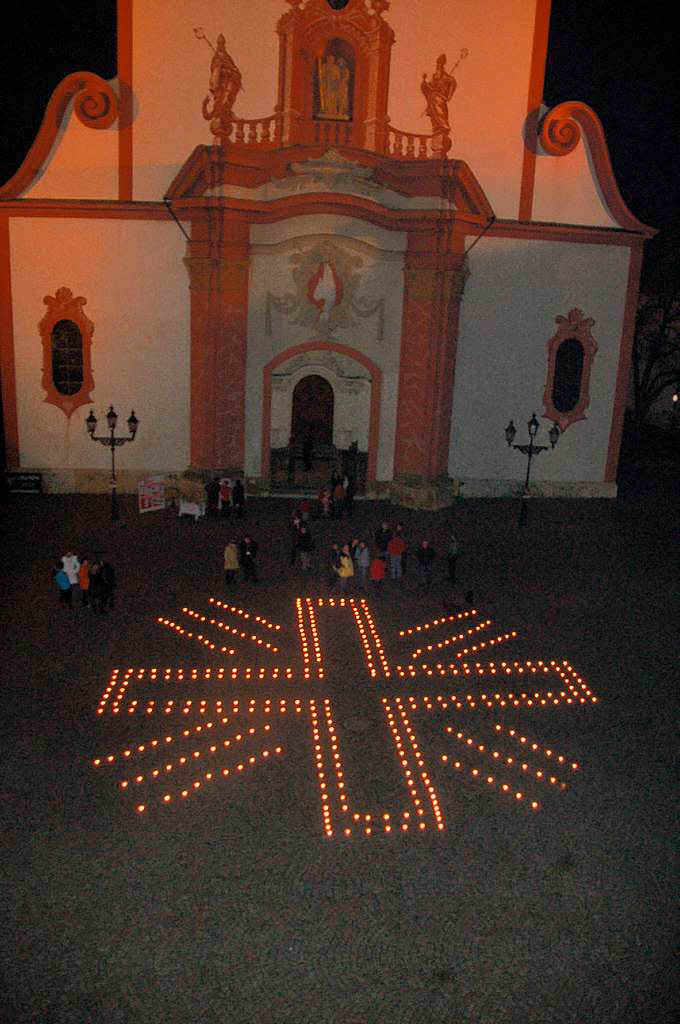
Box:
[0,0,653,505]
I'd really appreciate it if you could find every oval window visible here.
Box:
[51,318,84,396]
[552,337,584,414]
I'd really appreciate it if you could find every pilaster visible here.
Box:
[184,211,250,472]
[393,230,468,505]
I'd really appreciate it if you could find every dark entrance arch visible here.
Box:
[291,374,334,447]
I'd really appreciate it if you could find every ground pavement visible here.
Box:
[1,493,677,1023]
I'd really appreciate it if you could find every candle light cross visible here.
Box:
[93,596,596,835]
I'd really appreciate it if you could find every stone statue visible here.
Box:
[198,30,243,140]
[421,49,468,137]
[318,54,350,120]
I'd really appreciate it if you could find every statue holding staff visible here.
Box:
[196,28,243,139]
[421,48,468,136]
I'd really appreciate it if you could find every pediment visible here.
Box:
[165,144,493,224]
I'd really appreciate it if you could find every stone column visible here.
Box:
[392,232,468,508]
[184,210,250,473]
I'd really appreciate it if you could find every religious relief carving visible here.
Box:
[265,243,384,341]
[196,29,243,141]
[421,49,468,153]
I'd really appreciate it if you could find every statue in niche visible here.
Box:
[197,29,243,139]
[421,49,468,135]
[318,53,351,120]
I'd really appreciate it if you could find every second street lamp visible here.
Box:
[86,405,139,520]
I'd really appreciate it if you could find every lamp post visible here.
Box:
[505,413,559,524]
[86,405,139,520]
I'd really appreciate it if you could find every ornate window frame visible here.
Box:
[543,308,597,432]
[39,287,95,417]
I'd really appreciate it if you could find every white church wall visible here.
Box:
[245,213,405,481]
[449,235,630,492]
[532,138,620,228]
[9,217,190,487]
[22,93,120,201]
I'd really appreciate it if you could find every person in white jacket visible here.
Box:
[61,551,81,596]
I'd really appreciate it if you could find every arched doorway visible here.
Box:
[262,342,382,493]
[291,374,334,447]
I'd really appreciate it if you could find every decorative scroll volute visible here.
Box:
[39,287,95,418]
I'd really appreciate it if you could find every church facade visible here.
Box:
[0,0,653,505]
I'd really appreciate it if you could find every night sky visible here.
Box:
[1,0,677,283]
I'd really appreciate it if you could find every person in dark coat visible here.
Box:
[89,561,105,612]
[240,535,258,581]
[290,509,302,567]
[232,479,245,517]
[374,521,392,556]
[415,540,435,588]
[101,561,115,611]
[328,542,341,589]
[296,524,315,571]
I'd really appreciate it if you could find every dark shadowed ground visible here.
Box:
[1,489,677,1024]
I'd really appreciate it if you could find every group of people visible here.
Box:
[318,471,355,518]
[54,550,115,611]
[205,477,245,517]
[289,516,461,592]
[223,535,259,584]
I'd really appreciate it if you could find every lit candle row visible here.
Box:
[157,616,237,656]
[409,618,492,660]
[357,599,391,678]
[398,609,478,637]
[443,725,569,788]
[208,597,282,631]
[309,698,333,836]
[120,723,270,787]
[305,598,324,680]
[296,597,312,680]
[382,697,443,832]
[181,606,279,651]
[392,697,444,829]
[350,601,378,678]
[135,745,283,813]
[493,723,579,771]
[93,715,235,765]
[440,755,539,811]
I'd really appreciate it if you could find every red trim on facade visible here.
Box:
[393,228,467,481]
[186,211,251,471]
[117,0,134,201]
[604,241,644,482]
[538,102,654,234]
[486,218,653,245]
[166,144,494,220]
[38,287,96,418]
[518,0,552,221]
[0,74,118,200]
[260,341,381,484]
[0,201,169,220]
[542,308,598,432]
[0,216,19,467]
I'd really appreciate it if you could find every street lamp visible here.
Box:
[505,412,559,497]
[86,405,139,520]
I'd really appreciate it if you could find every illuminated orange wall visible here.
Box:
[128,0,546,215]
